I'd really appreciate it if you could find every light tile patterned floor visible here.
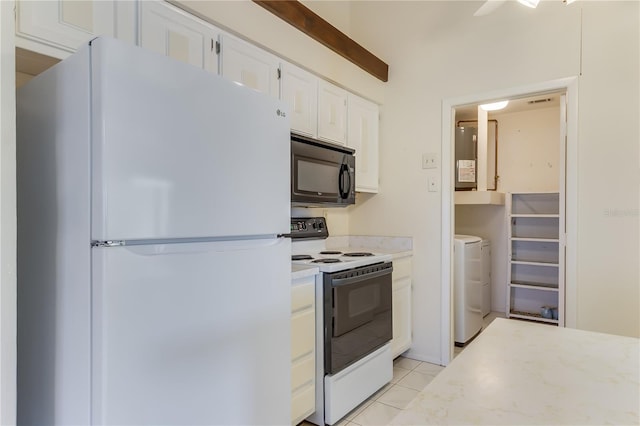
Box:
[300,312,505,426]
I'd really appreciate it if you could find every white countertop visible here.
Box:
[291,264,319,280]
[391,318,640,425]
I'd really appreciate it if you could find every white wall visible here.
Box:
[0,0,17,423]
[576,2,639,336]
[494,106,561,192]
[344,0,638,360]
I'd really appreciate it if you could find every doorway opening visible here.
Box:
[440,77,578,365]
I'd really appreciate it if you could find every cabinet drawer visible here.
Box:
[291,310,315,360]
[291,281,314,313]
[291,354,314,392]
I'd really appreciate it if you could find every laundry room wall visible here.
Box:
[493,105,561,193]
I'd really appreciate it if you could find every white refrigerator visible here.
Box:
[17,37,291,425]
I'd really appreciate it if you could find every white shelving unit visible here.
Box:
[507,192,565,326]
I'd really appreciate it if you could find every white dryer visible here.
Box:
[454,235,483,345]
[481,239,491,317]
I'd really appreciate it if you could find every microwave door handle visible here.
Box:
[339,164,350,199]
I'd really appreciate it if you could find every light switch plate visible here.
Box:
[422,153,439,169]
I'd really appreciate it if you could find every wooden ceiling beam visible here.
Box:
[253,0,388,82]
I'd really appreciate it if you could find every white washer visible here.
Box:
[454,235,483,345]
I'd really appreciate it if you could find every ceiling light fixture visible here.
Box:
[480,100,509,111]
[564,0,577,4]
[517,0,540,8]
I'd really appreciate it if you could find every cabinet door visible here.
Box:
[280,63,318,137]
[392,281,412,359]
[15,0,135,59]
[219,34,280,99]
[318,80,348,145]
[348,94,379,193]
[290,277,316,425]
[139,1,219,73]
[391,257,412,358]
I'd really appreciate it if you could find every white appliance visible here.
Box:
[481,239,492,317]
[290,218,393,426]
[454,235,483,345]
[16,37,291,425]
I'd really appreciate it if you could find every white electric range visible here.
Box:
[290,217,393,426]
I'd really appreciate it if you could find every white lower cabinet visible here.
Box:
[391,256,412,359]
[15,0,136,59]
[291,274,316,425]
[139,1,220,73]
[348,94,379,193]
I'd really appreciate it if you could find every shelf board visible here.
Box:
[509,191,560,195]
[509,310,559,325]
[510,282,559,291]
[511,214,559,218]
[511,237,560,243]
[455,191,505,205]
[511,260,559,267]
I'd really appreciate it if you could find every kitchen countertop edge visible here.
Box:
[291,264,320,280]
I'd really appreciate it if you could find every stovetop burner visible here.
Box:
[312,258,342,264]
[292,254,314,261]
[343,252,374,257]
[320,250,342,255]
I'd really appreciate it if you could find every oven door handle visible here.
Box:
[331,268,393,287]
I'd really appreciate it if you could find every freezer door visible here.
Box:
[91,238,291,425]
[89,38,290,241]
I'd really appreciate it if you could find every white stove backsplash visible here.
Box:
[290,239,327,255]
[291,234,413,257]
[326,235,413,252]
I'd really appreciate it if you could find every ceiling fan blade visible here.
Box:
[473,0,507,16]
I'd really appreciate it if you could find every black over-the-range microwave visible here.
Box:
[291,133,355,207]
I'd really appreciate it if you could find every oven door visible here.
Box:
[323,262,393,374]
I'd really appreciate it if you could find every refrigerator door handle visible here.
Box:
[92,240,126,247]
[92,237,289,257]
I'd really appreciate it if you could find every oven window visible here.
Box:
[297,158,339,195]
[349,286,381,317]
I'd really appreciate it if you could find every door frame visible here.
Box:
[440,77,578,365]
[0,0,17,423]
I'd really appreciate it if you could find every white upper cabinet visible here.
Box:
[280,63,318,138]
[317,80,348,145]
[15,0,136,59]
[348,94,379,193]
[219,34,280,99]
[139,1,220,74]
